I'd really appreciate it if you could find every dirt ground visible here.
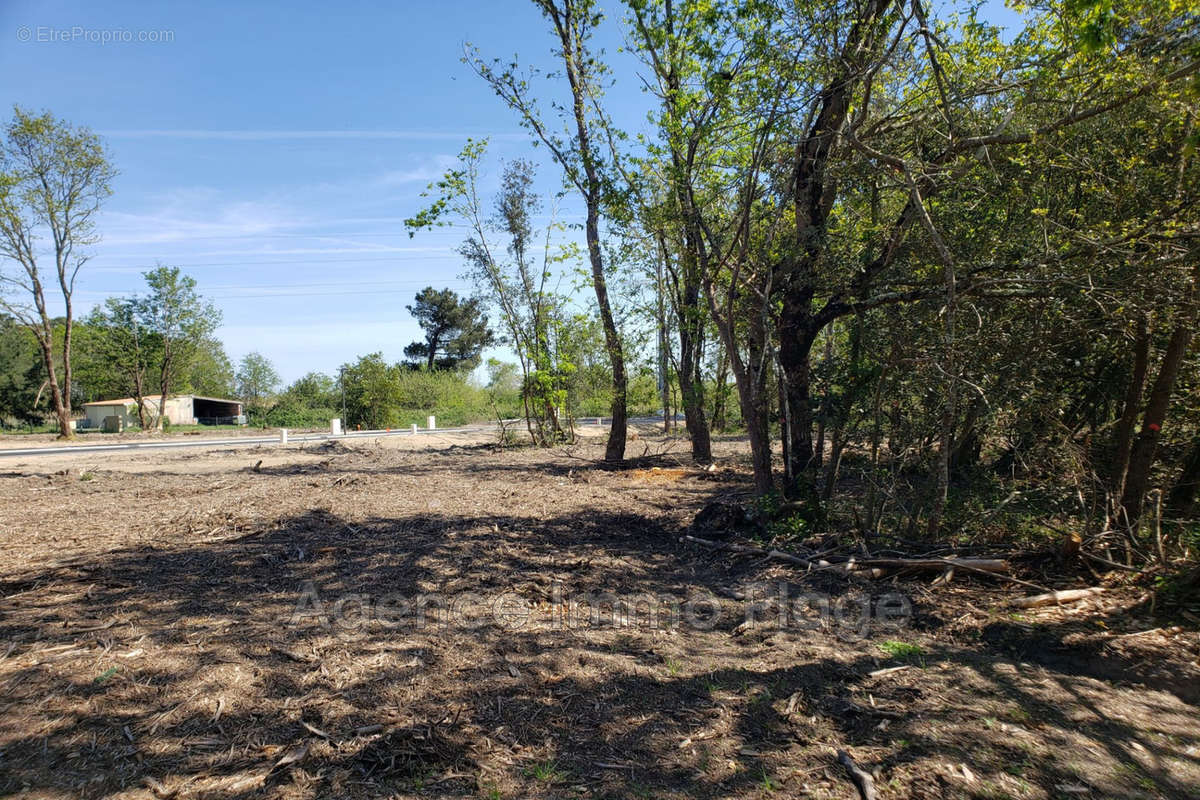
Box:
[1,431,1197,799]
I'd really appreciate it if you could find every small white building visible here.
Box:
[80,395,244,430]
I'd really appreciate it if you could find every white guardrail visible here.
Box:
[0,415,654,459]
[0,418,477,459]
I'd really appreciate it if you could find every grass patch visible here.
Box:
[524,760,567,783]
[93,666,119,684]
[878,640,924,660]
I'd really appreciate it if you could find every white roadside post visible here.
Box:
[411,423,418,435]
[280,428,289,445]
[427,415,436,430]
[331,418,342,436]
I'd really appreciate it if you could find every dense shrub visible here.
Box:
[264,398,338,429]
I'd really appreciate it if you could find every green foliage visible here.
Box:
[181,338,236,398]
[254,371,343,429]
[92,666,119,685]
[0,315,46,422]
[403,286,494,371]
[237,351,280,421]
[0,106,116,434]
[878,641,924,661]
[338,352,499,430]
[135,265,222,427]
[236,352,279,402]
[285,371,339,408]
[263,398,336,429]
[523,760,567,784]
[76,299,158,413]
[409,150,608,444]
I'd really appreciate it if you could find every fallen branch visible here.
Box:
[868,664,912,678]
[682,535,1009,575]
[679,535,1048,592]
[1013,587,1104,609]
[852,557,1008,573]
[680,535,817,569]
[836,749,878,800]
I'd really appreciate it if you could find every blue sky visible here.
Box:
[1,0,1021,384]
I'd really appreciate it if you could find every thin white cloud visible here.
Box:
[377,154,458,186]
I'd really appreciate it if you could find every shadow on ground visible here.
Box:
[1,449,1197,799]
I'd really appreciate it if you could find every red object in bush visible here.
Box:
[1148,422,1161,432]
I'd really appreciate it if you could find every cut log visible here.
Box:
[836,749,878,800]
[1013,587,1104,609]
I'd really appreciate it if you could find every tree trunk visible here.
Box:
[656,249,671,434]
[776,302,820,497]
[671,239,713,462]
[658,176,713,461]
[132,365,148,430]
[157,340,173,430]
[706,290,773,493]
[60,295,74,435]
[950,396,985,473]
[740,377,774,495]
[1119,323,1192,531]
[555,1,626,462]
[37,336,71,438]
[712,344,729,431]
[1112,315,1150,492]
[677,327,713,462]
[813,326,834,471]
[586,208,627,462]
[823,425,846,501]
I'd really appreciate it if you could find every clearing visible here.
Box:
[1,432,1197,799]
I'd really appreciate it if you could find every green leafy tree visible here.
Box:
[404,287,494,370]
[183,337,236,398]
[408,148,578,445]
[0,107,116,437]
[284,372,338,408]
[236,351,280,414]
[467,0,630,461]
[0,314,47,423]
[138,265,221,428]
[266,371,339,428]
[340,353,403,430]
[81,298,160,428]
